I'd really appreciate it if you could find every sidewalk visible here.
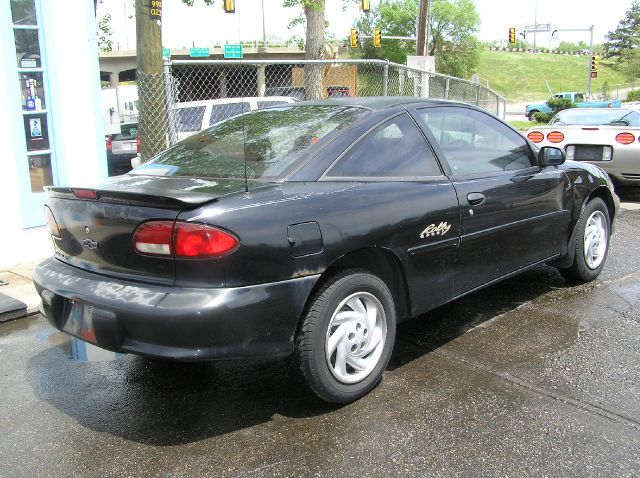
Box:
[0,260,42,322]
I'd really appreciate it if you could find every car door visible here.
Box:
[411,106,571,296]
[322,112,460,315]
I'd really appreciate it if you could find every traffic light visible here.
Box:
[591,54,600,71]
[373,28,381,48]
[509,27,516,44]
[350,28,359,48]
[222,0,235,13]
[360,0,370,12]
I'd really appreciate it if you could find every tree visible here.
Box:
[352,0,481,79]
[604,1,640,60]
[604,1,640,79]
[284,0,332,100]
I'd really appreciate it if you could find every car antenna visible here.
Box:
[236,15,249,194]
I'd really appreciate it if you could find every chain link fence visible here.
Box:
[137,59,506,161]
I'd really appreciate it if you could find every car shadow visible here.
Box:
[25,265,568,446]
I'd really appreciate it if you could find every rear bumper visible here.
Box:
[33,258,319,361]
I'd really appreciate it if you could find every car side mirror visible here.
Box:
[538,146,565,167]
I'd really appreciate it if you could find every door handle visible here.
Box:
[467,192,486,205]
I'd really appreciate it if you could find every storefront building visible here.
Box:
[0,0,106,268]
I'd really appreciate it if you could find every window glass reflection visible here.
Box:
[28,154,53,192]
[14,29,41,68]
[10,0,36,25]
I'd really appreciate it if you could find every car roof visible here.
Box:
[279,96,468,110]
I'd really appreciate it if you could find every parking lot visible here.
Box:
[1,192,639,478]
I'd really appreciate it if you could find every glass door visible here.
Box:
[11,0,56,227]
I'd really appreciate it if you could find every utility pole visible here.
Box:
[135,0,167,160]
[416,0,429,56]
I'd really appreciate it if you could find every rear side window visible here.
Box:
[131,106,366,180]
[176,106,205,132]
[417,107,533,176]
[209,102,250,126]
[326,114,441,178]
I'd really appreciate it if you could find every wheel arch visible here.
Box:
[553,185,615,268]
[296,247,411,338]
[588,186,616,228]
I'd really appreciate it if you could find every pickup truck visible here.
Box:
[526,92,622,121]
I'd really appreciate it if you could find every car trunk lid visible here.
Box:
[46,175,265,285]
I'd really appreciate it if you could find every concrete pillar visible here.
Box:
[109,71,119,87]
[257,65,266,97]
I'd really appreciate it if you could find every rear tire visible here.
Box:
[296,270,396,403]
[559,198,610,283]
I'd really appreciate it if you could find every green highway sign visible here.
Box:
[224,44,243,59]
[189,47,210,58]
[162,47,171,59]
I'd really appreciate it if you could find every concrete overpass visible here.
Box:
[99,44,317,86]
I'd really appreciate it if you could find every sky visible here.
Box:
[97,0,634,51]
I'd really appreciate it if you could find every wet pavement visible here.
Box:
[1,200,639,477]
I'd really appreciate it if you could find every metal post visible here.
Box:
[444,77,450,99]
[398,67,405,95]
[163,59,177,146]
[587,25,594,97]
[382,61,389,96]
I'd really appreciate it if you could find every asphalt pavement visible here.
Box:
[1,194,639,477]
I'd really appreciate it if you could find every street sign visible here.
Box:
[189,47,210,58]
[149,0,162,21]
[224,44,243,59]
[162,47,171,60]
[524,23,551,32]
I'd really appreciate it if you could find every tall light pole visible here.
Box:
[261,0,266,45]
[533,0,538,50]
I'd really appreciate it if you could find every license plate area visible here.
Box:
[62,299,97,343]
[574,145,604,161]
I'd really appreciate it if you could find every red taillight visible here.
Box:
[174,223,239,257]
[71,188,98,199]
[527,131,544,143]
[546,131,565,143]
[132,221,239,258]
[136,133,141,154]
[616,132,635,145]
[44,206,61,238]
[133,221,174,256]
[106,136,113,151]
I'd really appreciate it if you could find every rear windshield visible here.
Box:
[130,106,366,180]
[550,109,640,126]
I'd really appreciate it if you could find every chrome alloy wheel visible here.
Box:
[325,292,387,384]
[583,210,607,270]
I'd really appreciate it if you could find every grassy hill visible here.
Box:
[477,50,633,102]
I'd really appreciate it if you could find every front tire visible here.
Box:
[559,198,610,283]
[527,110,539,121]
[296,270,396,403]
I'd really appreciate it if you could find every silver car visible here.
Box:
[526,108,640,186]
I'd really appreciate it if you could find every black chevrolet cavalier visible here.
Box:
[34,98,619,403]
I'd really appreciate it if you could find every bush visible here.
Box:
[534,112,553,123]
[627,90,640,101]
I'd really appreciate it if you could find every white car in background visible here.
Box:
[131,96,296,168]
[526,108,640,187]
[175,96,297,141]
